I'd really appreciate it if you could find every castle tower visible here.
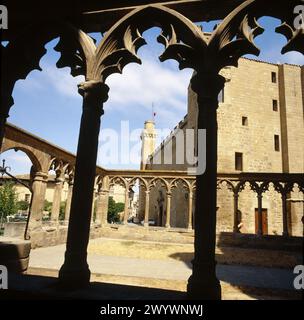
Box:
[140,120,157,170]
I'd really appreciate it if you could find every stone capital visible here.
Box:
[55,177,65,184]
[100,188,110,195]
[191,72,225,102]
[68,179,74,187]
[33,171,48,182]
[78,80,109,105]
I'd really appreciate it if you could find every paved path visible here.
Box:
[29,243,296,291]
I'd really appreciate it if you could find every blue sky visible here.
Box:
[1,17,304,175]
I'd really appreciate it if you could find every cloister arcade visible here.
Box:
[1,0,304,299]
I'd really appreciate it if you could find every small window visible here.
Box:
[242,116,248,126]
[271,72,277,83]
[25,194,30,202]
[235,152,243,171]
[273,100,278,111]
[274,135,280,152]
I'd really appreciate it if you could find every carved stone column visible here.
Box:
[256,192,263,236]
[0,85,13,150]
[95,188,109,227]
[187,190,193,230]
[144,190,150,227]
[187,72,224,300]
[64,178,74,224]
[59,80,109,288]
[123,187,129,224]
[95,176,110,227]
[91,188,96,225]
[51,175,65,222]
[0,114,8,151]
[165,191,172,228]
[233,192,240,233]
[29,171,48,231]
[282,193,289,237]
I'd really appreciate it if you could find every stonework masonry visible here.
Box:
[145,58,304,236]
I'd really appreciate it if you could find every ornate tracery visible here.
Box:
[1,0,303,300]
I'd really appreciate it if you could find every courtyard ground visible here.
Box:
[26,237,301,300]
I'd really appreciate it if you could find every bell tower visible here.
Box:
[140,120,157,170]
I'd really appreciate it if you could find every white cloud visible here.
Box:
[282,51,304,65]
[0,151,32,175]
[106,59,191,110]
[8,153,32,165]
[15,64,84,99]
[104,57,192,131]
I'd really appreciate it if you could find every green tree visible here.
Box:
[107,197,124,223]
[17,200,30,211]
[43,200,52,220]
[59,200,66,221]
[44,200,52,212]
[0,182,19,221]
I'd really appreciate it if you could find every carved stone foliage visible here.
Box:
[273,182,295,197]
[129,177,149,191]
[148,177,169,192]
[271,0,304,55]
[170,178,191,193]
[249,181,271,196]
[49,158,69,180]
[2,0,304,117]
[0,24,59,114]
[109,176,128,189]
[217,175,304,200]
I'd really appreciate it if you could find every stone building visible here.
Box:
[141,58,304,236]
[1,172,136,221]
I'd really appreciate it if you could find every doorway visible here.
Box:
[255,208,268,235]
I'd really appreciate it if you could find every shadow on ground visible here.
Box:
[1,273,186,300]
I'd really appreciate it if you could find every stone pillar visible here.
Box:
[257,193,263,236]
[29,171,48,231]
[0,85,13,150]
[233,192,240,233]
[51,175,65,222]
[123,187,129,224]
[0,115,7,151]
[59,80,109,288]
[187,73,224,300]
[144,190,150,227]
[91,188,96,224]
[95,176,110,226]
[64,179,74,224]
[165,191,172,228]
[95,188,109,226]
[282,193,289,237]
[187,190,193,230]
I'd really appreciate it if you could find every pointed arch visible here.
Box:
[0,146,43,172]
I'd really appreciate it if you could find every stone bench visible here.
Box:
[0,237,31,273]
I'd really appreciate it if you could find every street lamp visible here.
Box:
[0,159,33,240]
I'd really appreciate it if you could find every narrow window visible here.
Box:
[25,194,30,202]
[271,72,277,83]
[235,152,243,171]
[242,116,248,126]
[274,135,280,152]
[273,100,278,111]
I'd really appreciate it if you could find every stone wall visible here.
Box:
[148,58,304,235]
